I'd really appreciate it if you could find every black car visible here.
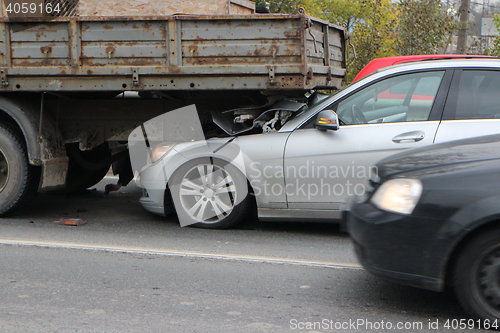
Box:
[346,134,500,323]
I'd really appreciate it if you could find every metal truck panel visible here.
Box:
[10,22,70,41]
[0,14,346,92]
[80,21,166,41]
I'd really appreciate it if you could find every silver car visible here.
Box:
[136,59,500,228]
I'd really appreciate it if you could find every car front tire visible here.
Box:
[453,228,500,322]
[169,157,249,229]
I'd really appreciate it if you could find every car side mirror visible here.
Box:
[314,110,339,131]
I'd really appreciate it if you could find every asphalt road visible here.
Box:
[0,177,488,332]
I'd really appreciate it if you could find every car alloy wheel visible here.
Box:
[169,157,249,229]
[179,163,236,223]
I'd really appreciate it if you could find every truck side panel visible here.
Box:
[180,18,301,66]
[81,21,167,66]
[0,15,345,92]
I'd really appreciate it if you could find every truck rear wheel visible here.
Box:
[66,143,111,192]
[0,123,40,214]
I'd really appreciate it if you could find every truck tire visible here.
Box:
[0,123,40,214]
[66,143,111,192]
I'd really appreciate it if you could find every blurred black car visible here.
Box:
[346,134,500,322]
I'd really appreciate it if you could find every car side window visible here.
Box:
[336,71,445,125]
[455,70,500,120]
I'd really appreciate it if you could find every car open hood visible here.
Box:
[211,99,306,136]
[377,134,500,179]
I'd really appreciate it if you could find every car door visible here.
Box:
[283,70,451,213]
[435,69,500,143]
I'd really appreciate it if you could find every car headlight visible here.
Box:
[151,145,175,163]
[371,178,422,215]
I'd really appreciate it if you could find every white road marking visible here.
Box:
[0,239,363,270]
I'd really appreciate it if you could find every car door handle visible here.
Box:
[392,131,425,143]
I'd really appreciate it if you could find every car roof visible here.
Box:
[281,58,500,132]
[357,58,500,82]
[352,55,497,82]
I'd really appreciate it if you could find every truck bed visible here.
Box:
[0,14,346,93]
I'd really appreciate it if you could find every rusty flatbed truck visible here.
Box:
[0,12,346,214]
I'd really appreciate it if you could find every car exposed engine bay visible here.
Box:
[209,92,330,136]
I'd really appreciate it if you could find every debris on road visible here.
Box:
[58,218,87,226]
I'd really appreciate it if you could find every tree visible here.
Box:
[253,0,458,82]
[279,0,398,81]
[348,0,398,80]
[308,0,370,31]
[457,0,471,53]
[396,0,456,55]
[489,14,500,55]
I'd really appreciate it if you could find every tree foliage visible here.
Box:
[252,0,461,82]
[489,15,500,56]
[279,0,398,80]
[396,0,456,55]
[348,0,398,79]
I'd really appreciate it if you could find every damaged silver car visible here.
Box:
[132,59,500,228]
